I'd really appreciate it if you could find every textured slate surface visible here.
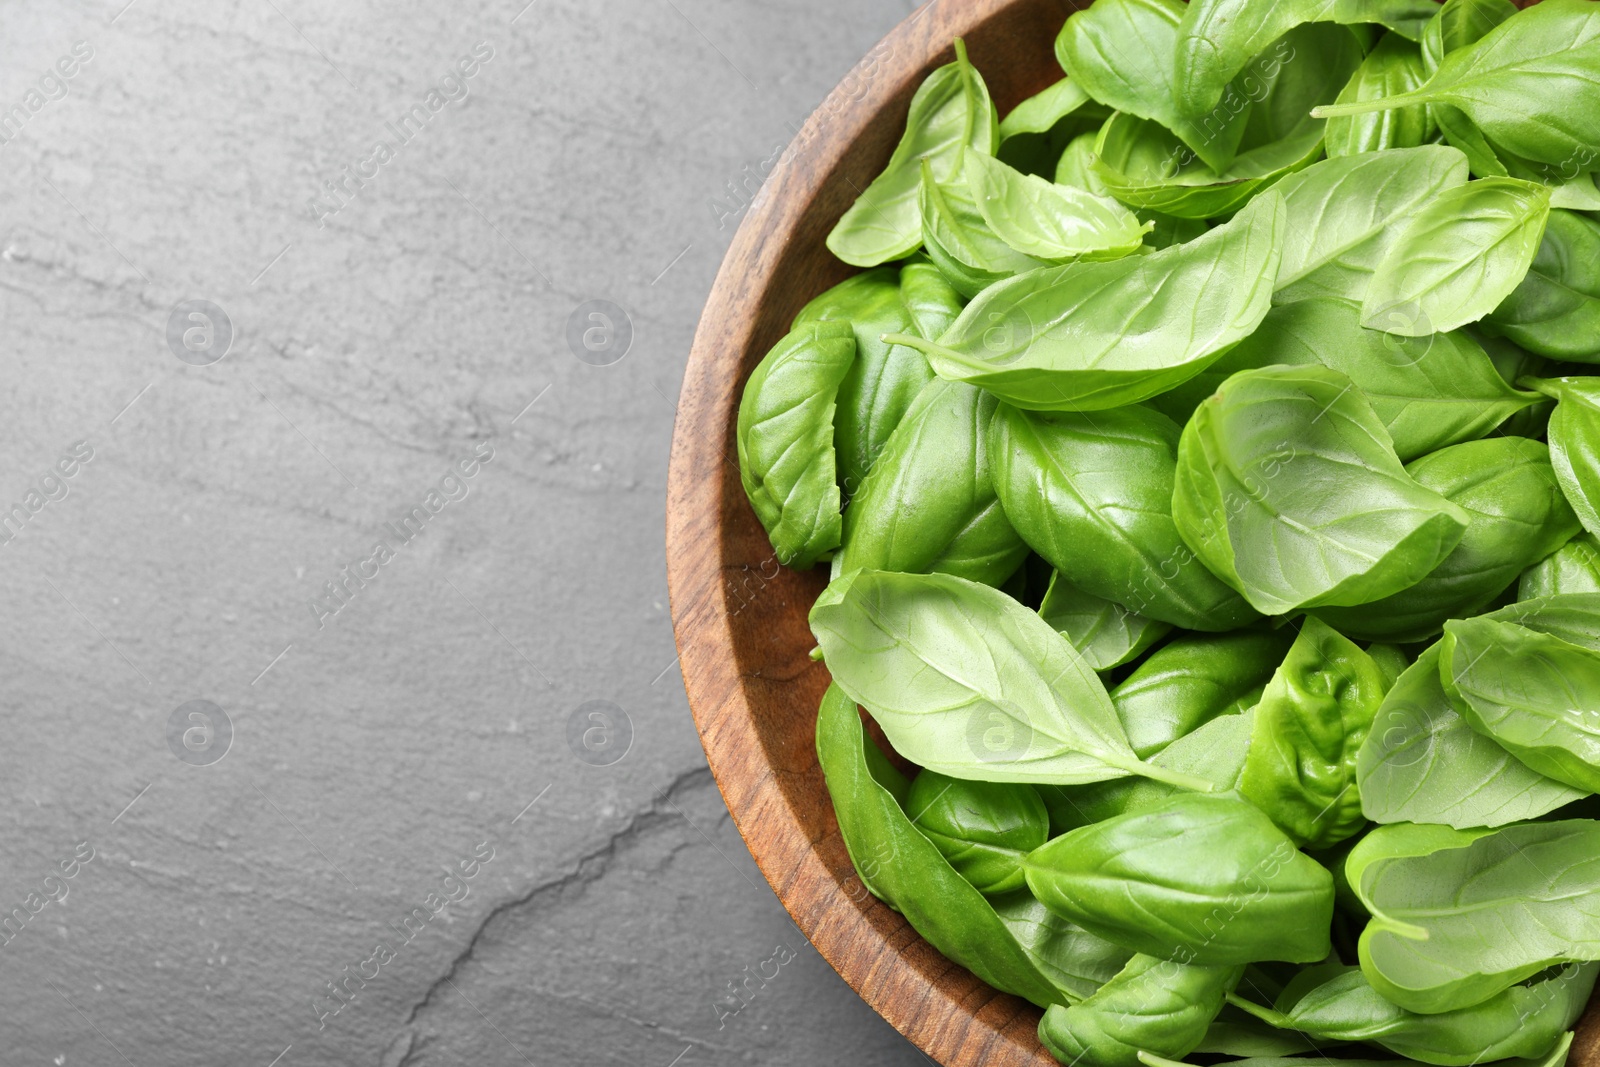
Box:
[0,1,929,1063]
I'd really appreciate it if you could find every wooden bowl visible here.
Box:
[665,1,1595,1064]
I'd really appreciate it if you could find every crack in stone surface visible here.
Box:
[393,763,716,1045]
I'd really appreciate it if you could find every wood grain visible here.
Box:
[666,0,1600,1064]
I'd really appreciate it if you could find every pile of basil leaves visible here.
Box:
[735,0,1600,1063]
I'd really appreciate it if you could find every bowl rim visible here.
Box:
[666,2,1066,1064]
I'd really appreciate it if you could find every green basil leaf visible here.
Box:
[1441,615,1600,793]
[1091,112,1322,220]
[1056,0,1250,172]
[1485,210,1600,361]
[1312,0,1600,170]
[920,161,1046,299]
[1347,818,1600,1013]
[1227,964,1594,1064]
[1325,33,1436,157]
[1520,534,1600,599]
[813,683,1077,1007]
[1420,0,1518,72]
[1112,630,1290,758]
[736,320,856,568]
[1152,297,1541,461]
[1314,437,1580,642]
[1538,376,1600,538]
[793,267,942,497]
[809,569,1213,790]
[991,890,1135,1002]
[1175,0,1439,117]
[1038,571,1172,673]
[836,378,1028,586]
[990,403,1258,631]
[998,77,1093,141]
[1362,176,1552,335]
[906,770,1048,896]
[1055,129,1112,194]
[826,39,996,267]
[1270,145,1470,304]
[1239,617,1385,849]
[1358,644,1587,831]
[1172,364,1471,615]
[996,77,1110,177]
[1043,707,1259,831]
[886,190,1284,411]
[963,151,1149,261]
[1039,954,1243,1066]
[1024,792,1336,965]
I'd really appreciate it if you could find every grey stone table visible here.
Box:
[0,1,930,1063]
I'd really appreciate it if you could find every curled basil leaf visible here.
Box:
[920,159,1046,299]
[836,378,1028,586]
[1441,615,1600,793]
[1535,376,1600,538]
[826,39,995,267]
[1038,572,1171,674]
[1228,964,1595,1065]
[736,320,856,568]
[990,403,1258,631]
[809,569,1214,790]
[1111,630,1289,758]
[1172,364,1470,615]
[1348,818,1600,1013]
[814,682,1080,1007]
[963,151,1149,261]
[1039,954,1243,1067]
[1239,617,1385,849]
[1485,209,1600,361]
[1361,176,1552,335]
[1025,792,1335,965]
[886,190,1285,412]
[1314,436,1580,642]
[906,770,1049,896]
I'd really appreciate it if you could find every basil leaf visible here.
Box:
[826,39,996,267]
[996,77,1110,177]
[1314,437,1581,642]
[1175,0,1440,118]
[920,161,1046,299]
[1228,964,1595,1064]
[1362,176,1552,335]
[1112,630,1290,758]
[736,320,856,568]
[1520,534,1600,599]
[906,770,1048,895]
[1538,376,1600,538]
[886,190,1285,411]
[1055,0,1250,172]
[1054,129,1112,194]
[1441,615,1600,793]
[1038,571,1171,674]
[1039,954,1242,1066]
[1420,0,1518,72]
[1238,617,1385,849]
[809,569,1214,789]
[1270,145,1470,304]
[793,265,946,496]
[1172,364,1471,615]
[997,77,1093,141]
[1348,818,1600,1013]
[813,683,1077,1007]
[1358,642,1586,831]
[1024,793,1336,965]
[1091,112,1322,221]
[836,378,1029,586]
[1325,33,1436,157]
[1312,0,1600,170]
[1152,297,1541,461]
[963,151,1149,261]
[990,891,1135,1002]
[1485,209,1600,361]
[990,403,1258,631]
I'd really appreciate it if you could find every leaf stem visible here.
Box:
[1311,93,1419,120]
[1118,758,1217,793]
[1224,992,1292,1028]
